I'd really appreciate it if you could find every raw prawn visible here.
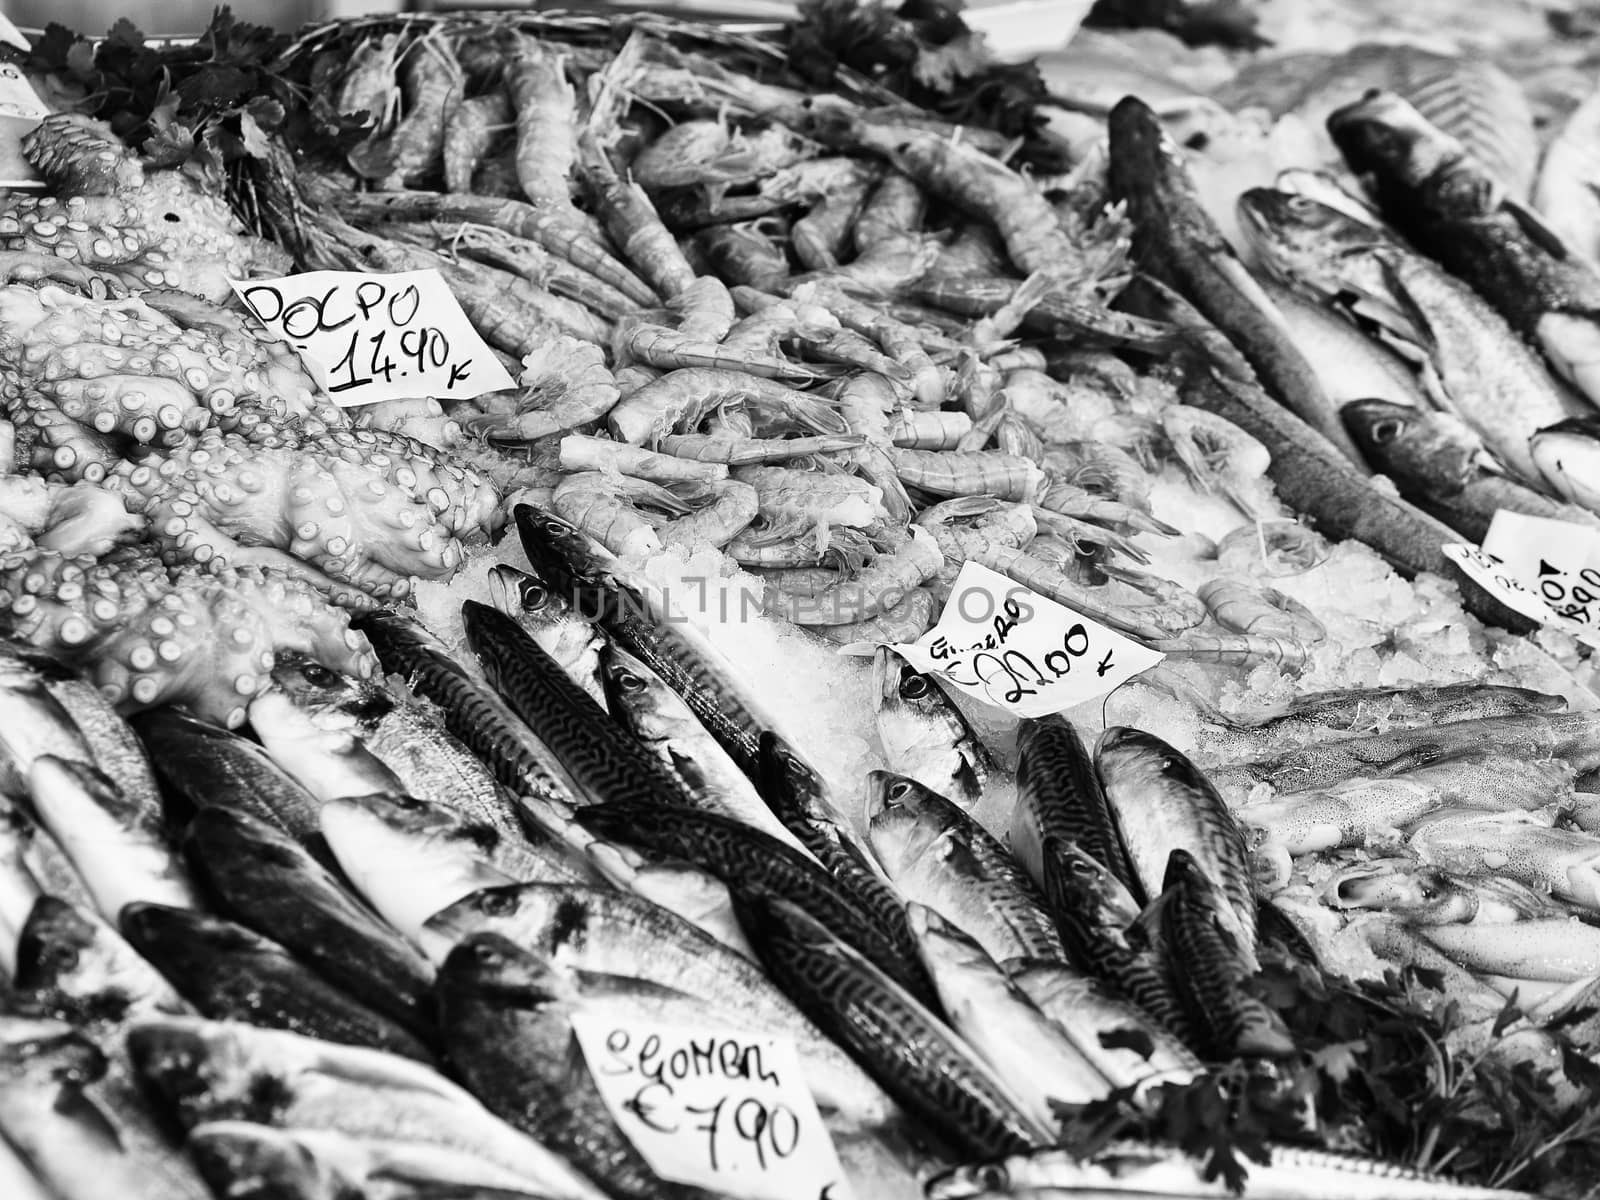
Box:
[889,412,973,451]
[440,222,642,322]
[820,587,939,646]
[1153,631,1312,671]
[667,276,736,344]
[614,323,820,383]
[552,472,670,558]
[559,435,728,484]
[1163,406,1274,518]
[791,161,879,270]
[1198,577,1328,644]
[576,132,696,300]
[891,448,1043,502]
[351,38,462,188]
[733,465,884,538]
[506,37,578,209]
[695,221,792,292]
[768,527,943,626]
[655,433,861,465]
[1035,483,1177,537]
[657,480,759,551]
[607,368,844,447]
[727,525,874,569]
[443,92,512,195]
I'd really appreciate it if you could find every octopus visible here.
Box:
[0,114,292,303]
[0,473,373,727]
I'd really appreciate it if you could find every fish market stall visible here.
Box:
[8,3,1600,1199]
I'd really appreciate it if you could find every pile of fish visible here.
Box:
[0,503,1565,1200]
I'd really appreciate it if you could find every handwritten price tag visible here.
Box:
[0,17,30,53]
[232,269,514,408]
[0,62,46,121]
[892,561,1164,718]
[1443,510,1600,650]
[571,1014,853,1200]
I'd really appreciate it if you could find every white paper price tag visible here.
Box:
[0,61,48,121]
[1443,510,1600,649]
[0,17,31,53]
[892,561,1164,717]
[231,269,515,408]
[571,1013,853,1200]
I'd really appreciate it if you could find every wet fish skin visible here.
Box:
[126,1016,608,1200]
[268,651,523,842]
[515,503,784,782]
[1530,415,1600,513]
[924,1138,1546,1199]
[736,893,1054,1159]
[14,894,188,1028]
[599,641,812,856]
[871,647,989,808]
[118,901,434,1062]
[1107,95,1367,464]
[349,608,591,823]
[0,648,96,798]
[462,599,701,811]
[573,797,940,1010]
[130,707,325,845]
[584,837,756,959]
[1266,281,1430,411]
[1237,187,1402,313]
[435,932,716,1200]
[1217,681,1566,745]
[1096,727,1257,963]
[487,562,607,706]
[866,770,1067,966]
[1015,714,1141,905]
[1160,850,1295,1061]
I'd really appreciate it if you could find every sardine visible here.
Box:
[1097,727,1257,964]
[26,755,198,922]
[1015,714,1142,903]
[1160,850,1294,1060]
[487,562,606,705]
[14,894,188,1028]
[908,904,1111,1130]
[736,893,1053,1158]
[1107,96,1366,463]
[1529,415,1600,512]
[184,806,436,1039]
[130,707,324,845]
[867,771,1066,965]
[320,790,581,943]
[599,641,811,856]
[118,903,434,1061]
[187,1120,559,1200]
[268,652,523,841]
[573,798,939,1009]
[925,1138,1544,1199]
[515,503,787,782]
[461,599,701,810]
[435,933,713,1200]
[1330,92,1600,414]
[871,647,989,808]
[127,1016,606,1199]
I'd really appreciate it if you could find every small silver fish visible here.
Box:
[871,648,989,808]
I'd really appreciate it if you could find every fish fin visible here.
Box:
[667,747,712,795]
[1504,195,1575,261]
[1127,886,1175,950]
[1372,744,1447,776]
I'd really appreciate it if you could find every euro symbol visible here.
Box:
[624,1082,678,1134]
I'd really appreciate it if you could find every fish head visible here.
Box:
[419,883,545,964]
[127,1017,287,1127]
[248,691,402,802]
[1340,398,1478,486]
[1327,90,1458,188]
[513,503,616,593]
[1235,187,1384,286]
[597,642,665,735]
[0,1014,106,1087]
[1095,727,1217,803]
[14,896,144,1023]
[905,902,989,971]
[865,770,958,870]
[1530,416,1600,510]
[1323,860,1475,922]
[437,931,573,1007]
[923,1157,1020,1199]
[267,651,392,730]
[120,902,267,970]
[348,608,452,662]
[187,1122,330,1200]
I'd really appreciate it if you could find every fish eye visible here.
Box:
[1371,418,1404,443]
[619,671,645,692]
[898,673,930,700]
[479,889,518,916]
[299,663,336,687]
[520,582,549,607]
[974,1165,1010,1190]
[888,780,915,803]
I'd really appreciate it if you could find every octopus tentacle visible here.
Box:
[20,114,144,196]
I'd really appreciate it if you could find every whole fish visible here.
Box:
[435,933,718,1200]
[320,791,584,943]
[1039,837,1195,1047]
[26,755,198,923]
[1160,850,1294,1060]
[1005,957,1200,1092]
[1266,281,1431,410]
[1210,710,1600,801]
[1214,681,1566,745]
[598,641,812,856]
[515,504,788,781]
[1107,96,1365,464]
[13,894,188,1028]
[1238,185,1578,487]
[1530,415,1600,513]
[127,1016,607,1199]
[736,893,1054,1158]
[130,707,324,845]
[1325,858,1574,925]
[487,562,606,706]
[349,608,592,825]
[1344,399,1600,541]
[184,806,436,1039]
[118,902,434,1061]
[0,1017,210,1200]
[1330,92,1600,412]
[908,904,1111,1130]
[583,837,756,959]
[573,798,939,1009]
[1014,714,1141,904]
[871,647,989,808]
[267,652,523,841]
[1096,727,1256,963]
[866,771,1066,965]
[924,1139,1545,1199]
[461,599,701,810]
[187,1120,560,1200]
[1535,79,1600,269]
[0,647,95,798]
